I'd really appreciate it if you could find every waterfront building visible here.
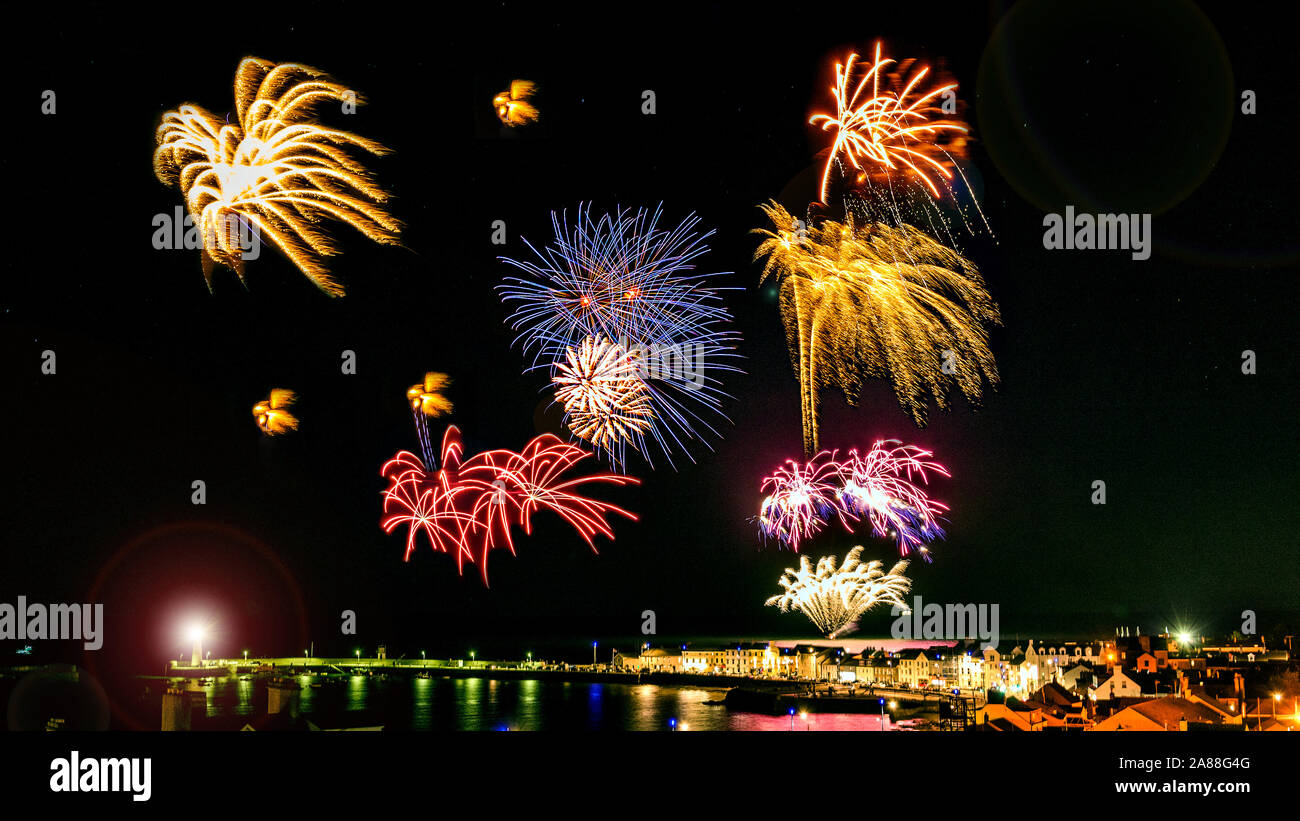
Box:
[618,647,682,673]
[1093,668,1150,701]
[898,649,942,689]
[680,643,781,676]
[1059,662,1098,696]
[1091,696,1235,731]
[1024,639,1114,683]
[940,650,986,690]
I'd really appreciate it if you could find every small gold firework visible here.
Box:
[154,58,402,296]
[493,80,539,126]
[553,336,653,453]
[407,373,454,418]
[253,388,299,435]
[765,546,911,638]
[754,201,1000,454]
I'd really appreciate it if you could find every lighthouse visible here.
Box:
[187,625,205,667]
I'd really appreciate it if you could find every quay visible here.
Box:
[166,655,760,689]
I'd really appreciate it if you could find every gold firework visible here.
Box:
[407,372,454,418]
[253,388,299,435]
[810,43,968,203]
[765,546,911,638]
[754,201,1000,454]
[154,58,402,296]
[553,336,653,453]
[493,80,539,126]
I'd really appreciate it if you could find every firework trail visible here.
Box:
[753,201,999,454]
[154,58,401,296]
[499,203,742,468]
[252,388,299,435]
[380,426,638,585]
[407,372,453,467]
[765,546,911,638]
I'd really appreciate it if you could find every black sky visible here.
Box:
[3,1,1297,682]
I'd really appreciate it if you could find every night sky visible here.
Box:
[3,0,1296,693]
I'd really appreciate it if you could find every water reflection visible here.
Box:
[170,675,910,731]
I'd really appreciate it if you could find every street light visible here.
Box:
[879,697,886,730]
[592,641,598,667]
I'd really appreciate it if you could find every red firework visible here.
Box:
[380,426,638,584]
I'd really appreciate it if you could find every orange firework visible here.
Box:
[494,80,539,126]
[810,43,968,203]
[253,388,299,435]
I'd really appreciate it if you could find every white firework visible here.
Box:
[764,546,911,638]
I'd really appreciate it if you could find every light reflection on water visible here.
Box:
[184,675,905,730]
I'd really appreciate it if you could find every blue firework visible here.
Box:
[498,203,742,469]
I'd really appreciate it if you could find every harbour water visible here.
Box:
[143,675,916,731]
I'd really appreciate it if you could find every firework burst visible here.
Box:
[380,426,638,585]
[252,388,299,435]
[757,452,847,553]
[407,372,453,466]
[552,335,654,460]
[811,44,967,199]
[494,80,539,126]
[757,440,948,558]
[754,201,1000,454]
[154,58,402,296]
[765,546,911,638]
[499,204,742,468]
[837,440,949,559]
